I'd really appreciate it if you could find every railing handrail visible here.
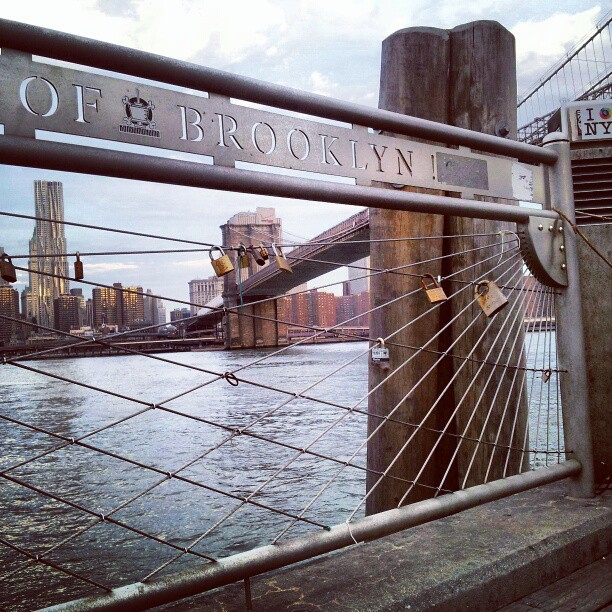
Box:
[0,18,555,166]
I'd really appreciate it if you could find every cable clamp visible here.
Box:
[223,372,239,386]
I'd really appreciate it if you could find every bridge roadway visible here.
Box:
[241,208,370,297]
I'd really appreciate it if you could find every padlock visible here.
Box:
[371,337,390,363]
[258,244,269,261]
[249,246,266,266]
[209,246,234,277]
[542,369,551,384]
[0,253,17,283]
[237,245,250,269]
[474,279,508,317]
[272,244,292,274]
[74,252,84,280]
[421,274,447,303]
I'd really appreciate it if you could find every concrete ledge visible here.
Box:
[157,482,611,611]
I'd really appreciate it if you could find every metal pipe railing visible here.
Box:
[42,460,581,612]
[0,136,558,223]
[0,17,555,165]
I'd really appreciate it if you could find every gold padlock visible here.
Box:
[0,253,17,283]
[210,246,234,277]
[258,244,269,261]
[74,252,84,280]
[421,274,447,303]
[237,245,250,269]
[475,279,508,317]
[272,244,292,274]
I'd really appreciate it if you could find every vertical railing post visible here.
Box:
[542,132,595,498]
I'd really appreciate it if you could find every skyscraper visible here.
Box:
[28,181,69,327]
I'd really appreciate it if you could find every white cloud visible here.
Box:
[513,6,602,94]
[309,71,338,96]
[82,262,139,272]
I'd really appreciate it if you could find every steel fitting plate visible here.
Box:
[518,216,568,287]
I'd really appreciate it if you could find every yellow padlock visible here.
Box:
[272,244,292,274]
[210,246,234,277]
[421,274,447,303]
[475,279,508,317]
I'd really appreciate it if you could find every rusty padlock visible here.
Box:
[74,252,84,280]
[237,245,250,269]
[209,246,234,277]
[249,246,266,266]
[272,244,292,274]
[421,274,447,304]
[258,244,269,261]
[474,279,508,317]
[0,253,17,283]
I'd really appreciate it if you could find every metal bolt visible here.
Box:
[548,225,554,232]
[561,264,567,270]
[560,245,565,251]
[558,226,564,233]
[538,224,543,230]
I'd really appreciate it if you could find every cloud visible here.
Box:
[513,6,602,95]
[309,71,338,97]
[82,262,139,272]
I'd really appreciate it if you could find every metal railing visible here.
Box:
[0,18,594,611]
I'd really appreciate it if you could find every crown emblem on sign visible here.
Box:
[122,88,156,128]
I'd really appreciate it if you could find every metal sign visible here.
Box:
[566,100,612,142]
[0,50,543,202]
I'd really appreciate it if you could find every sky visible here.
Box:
[0,0,607,308]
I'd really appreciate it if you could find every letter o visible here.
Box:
[19,76,59,117]
[251,122,276,155]
[287,128,310,161]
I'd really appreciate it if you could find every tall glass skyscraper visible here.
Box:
[28,180,69,327]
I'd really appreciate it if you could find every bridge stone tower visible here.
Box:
[221,207,282,349]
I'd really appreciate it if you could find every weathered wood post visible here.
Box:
[445,21,529,486]
[367,21,530,514]
[367,27,454,514]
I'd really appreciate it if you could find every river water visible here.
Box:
[0,336,560,610]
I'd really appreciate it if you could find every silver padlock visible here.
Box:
[421,274,447,304]
[210,246,234,277]
[371,337,390,363]
[272,244,292,274]
[475,279,508,317]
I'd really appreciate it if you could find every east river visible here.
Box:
[0,337,560,610]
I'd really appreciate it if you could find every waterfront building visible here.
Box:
[307,289,336,328]
[0,247,9,288]
[335,295,357,326]
[54,294,82,333]
[157,304,167,325]
[347,257,370,295]
[69,288,86,325]
[170,308,191,322]
[92,283,144,330]
[20,287,35,322]
[188,276,223,315]
[84,298,94,327]
[122,286,145,327]
[0,286,20,344]
[28,181,69,327]
[143,289,161,326]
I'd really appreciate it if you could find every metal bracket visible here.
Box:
[518,216,568,287]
